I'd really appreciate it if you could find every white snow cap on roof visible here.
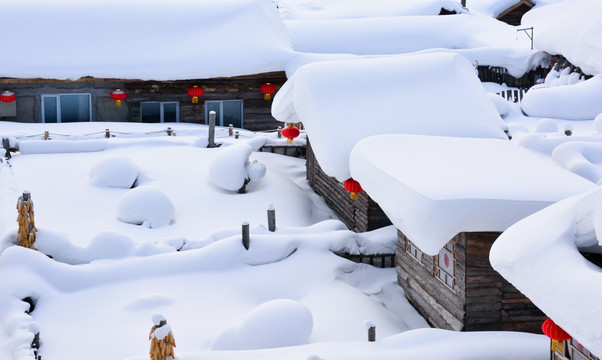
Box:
[2,0,293,80]
[522,0,602,75]
[490,185,602,357]
[272,52,507,182]
[350,134,595,255]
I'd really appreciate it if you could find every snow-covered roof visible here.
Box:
[272,52,508,182]
[1,0,293,81]
[350,134,595,255]
[522,0,602,75]
[490,185,602,356]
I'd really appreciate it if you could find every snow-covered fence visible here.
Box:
[477,65,546,88]
[496,88,526,103]
[258,144,306,158]
[335,252,396,268]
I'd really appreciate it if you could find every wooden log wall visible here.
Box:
[397,231,545,333]
[477,66,546,89]
[306,140,391,232]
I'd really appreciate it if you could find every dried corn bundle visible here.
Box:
[149,315,175,360]
[16,191,36,249]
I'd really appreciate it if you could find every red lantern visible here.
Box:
[260,83,276,101]
[187,85,204,104]
[281,124,300,144]
[110,89,127,107]
[542,318,571,341]
[344,178,363,200]
[0,91,16,103]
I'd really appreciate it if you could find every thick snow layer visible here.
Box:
[1,0,293,80]
[209,144,266,192]
[117,186,176,228]
[212,299,313,350]
[89,156,139,188]
[350,134,595,255]
[522,0,602,75]
[521,75,602,120]
[490,186,602,357]
[284,13,525,55]
[272,53,507,181]
[552,141,602,184]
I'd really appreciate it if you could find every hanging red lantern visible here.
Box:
[0,91,16,103]
[110,89,127,107]
[187,85,204,104]
[260,83,276,101]
[281,124,300,144]
[344,178,363,200]
[542,318,571,353]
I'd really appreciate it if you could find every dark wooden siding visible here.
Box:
[397,231,545,333]
[0,72,286,131]
[306,140,391,232]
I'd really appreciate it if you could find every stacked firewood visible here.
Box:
[149,315,176,360]
[16,191,36,249]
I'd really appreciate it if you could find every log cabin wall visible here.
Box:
[306,140,391,232]
[0,72,286,131]
[397,230,545,332]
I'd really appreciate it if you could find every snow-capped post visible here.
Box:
[277,126,282,139]
[44,131,49,140]
[17,191,37,249]
[105,129,110,139]
[267,203,276,232]
[365,321,376,342]
[208,111,216,148]
[149,314,176,360]
[2,138,10,159]
[167,127,173,136]
[235,131,240,139]
[242,221,250,250]
[229,124,234,136]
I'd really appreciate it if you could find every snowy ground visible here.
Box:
[0,122,549,360]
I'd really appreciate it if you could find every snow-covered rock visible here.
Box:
[89,156,139,188]
[117,186,175,228]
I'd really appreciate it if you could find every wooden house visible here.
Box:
[490,186,602,359]
[350,134,595,333]
[0,0,293,131]
[496,0,535,26]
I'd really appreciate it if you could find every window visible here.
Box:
[434,241,456,289]
[405,239,424,263]
[42,94,92,123]
[205,100,243,128]
[140,102,179,123]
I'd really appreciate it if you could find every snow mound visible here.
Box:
[118,186,175,228]
[593,113,602,134]
[521,75,602,120]
[487,93,511,118]
[209,144,266,192]
[534,118,558,133]
[89,156,139,188]
[211,299,313,350]
[552,142,602,184]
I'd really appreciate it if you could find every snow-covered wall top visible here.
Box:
[272,52,508,181]
[522,0,602,75]
[1,0,293,80]
[490,186,602,356]
[350,134,595,255]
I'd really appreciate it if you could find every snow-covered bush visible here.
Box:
[89,156,139,188]
[118,186,175,228]
[211,299,313,350]
[209,143,266,193]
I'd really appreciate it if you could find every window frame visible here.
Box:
[204,99,243,128]
[140,101,180,123]
[41,93,93,123]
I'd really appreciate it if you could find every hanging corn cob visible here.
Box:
[16,191,36,249]
[149,314,176,360]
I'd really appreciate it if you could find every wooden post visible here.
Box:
[267,204,276,232]
[235,131,240,140]
[242,221,250,250]
[105,129,110,138]
[44,131,49,140]
[277,126,282,139]
[2,138,11,159]
[229,124,234,136]
[208,111,216,148]
[368,325,376,342]
[167,127,173,136]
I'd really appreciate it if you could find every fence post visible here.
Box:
[242,222,250,250]
[229,124,234,136]
[105,129,110,138]
[208,111,216,148]
[365,321,376,342]
[235,131,240,140]
[267,204,276,232]
[277,126,282,139]
[44,131,49,140]
[167,127,173,136]
[2,138,10,159]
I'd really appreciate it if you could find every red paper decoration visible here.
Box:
[344,178,363,200]
[110,89,127,107]
[542,318,572,341]
[0,91,16,103]
[260,83,276,100]
[281,124,300,144]
[187,85,204,104]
